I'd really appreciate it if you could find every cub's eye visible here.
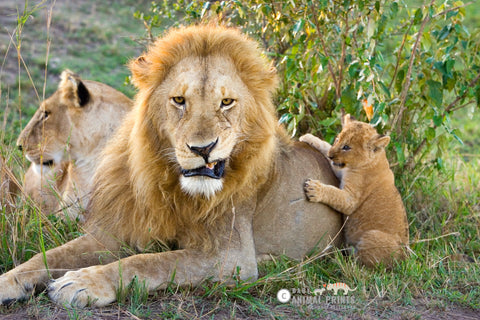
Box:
[342,145,351,151]
[221,98,235,109]
[172,96,185,105]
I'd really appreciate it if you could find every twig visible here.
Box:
[432,1,473,19]
[388,20,413,91]
[310,3,339,99]
[411,232,460,244]
[391,0,436,135]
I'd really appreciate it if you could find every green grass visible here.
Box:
[1,0,480,319]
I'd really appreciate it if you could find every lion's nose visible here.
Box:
[187,138,218,163]
[18,144,23,152]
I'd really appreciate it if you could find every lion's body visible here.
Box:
[0,26,341,307]
[302,115,409,267]
[17,70,132,220]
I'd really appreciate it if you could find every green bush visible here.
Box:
[135,0,480,176]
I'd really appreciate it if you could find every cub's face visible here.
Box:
[328,115,390,170]
[153,55,250,198]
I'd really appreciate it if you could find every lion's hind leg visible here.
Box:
[354,230,407,268]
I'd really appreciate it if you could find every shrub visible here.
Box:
[135,0,480,177]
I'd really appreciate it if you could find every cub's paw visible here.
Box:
[304,179,325,202]
[0,272,35,306]
[48,266,116,308]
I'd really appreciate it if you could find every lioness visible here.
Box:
[0,156,20,213]
[17,70,132,221]
[0,25,341,307]
[302,114,409,267]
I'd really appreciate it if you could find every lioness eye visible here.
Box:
[172,96,185,105]
[342,145,351,151]
[221,98,235,109]
[42,111,50,120]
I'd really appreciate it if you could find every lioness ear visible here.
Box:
[371,134,390,151]
[59,70,90,108]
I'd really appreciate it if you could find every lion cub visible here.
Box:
[301,114,409,267]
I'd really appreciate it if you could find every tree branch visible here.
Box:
[391,0,436,135]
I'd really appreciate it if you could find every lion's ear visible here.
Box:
[371,134,390,152]
[129,55,153,89]
[59,70,90,108]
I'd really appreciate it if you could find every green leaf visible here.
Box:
[475,86,480,106]
[413,8,423,25]
[427,80,443,107]
[395,142,405,167]
[426,127,436,141]
[292,18,305,37]
[437,25,452,41]
[379,81,391,97]
[433,114,443,126]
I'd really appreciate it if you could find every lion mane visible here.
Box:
[86,25,283,250]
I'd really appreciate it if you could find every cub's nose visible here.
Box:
[187,138,218,162]
[18,144,23,152]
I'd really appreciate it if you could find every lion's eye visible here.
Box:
[342,145,351,151]
[172,96,185,105]
[221,98,235,109]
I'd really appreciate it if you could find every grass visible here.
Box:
[1,0,479,319]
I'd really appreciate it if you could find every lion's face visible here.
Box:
[328,115,390,170]
[152,56,250,198]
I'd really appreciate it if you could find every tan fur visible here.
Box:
[302,114,409,268]
[17,70,132,221]
[0,156,20,213]
[0,25,342,308]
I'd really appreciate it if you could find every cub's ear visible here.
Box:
[59,69,90,107]
[341,113,354,128]
[371,134,390,151]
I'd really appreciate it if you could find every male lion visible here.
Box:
[302,114,409,267]
[17,70,132,221]
[0,25,341,307]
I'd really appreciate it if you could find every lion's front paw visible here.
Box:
[304,179,326,203]
[0,272,35,306]
[47,266,116,308]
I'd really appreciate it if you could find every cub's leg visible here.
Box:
[300,134,332,156]
[300,134,343,179]
[354,230,407,268]
[304,179,358,215]
[0,234,120,305]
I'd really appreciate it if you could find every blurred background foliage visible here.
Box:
[135,0,480,178]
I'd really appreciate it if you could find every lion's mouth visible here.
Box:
[181,160,226,179]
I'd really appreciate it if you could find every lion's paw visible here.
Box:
[0,272,35,306]
[304,179,325,203]
[47,267,116,308]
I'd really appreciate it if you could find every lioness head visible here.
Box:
[328,114,390,169]
[17,70,131,176]
[129,25,279,199]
